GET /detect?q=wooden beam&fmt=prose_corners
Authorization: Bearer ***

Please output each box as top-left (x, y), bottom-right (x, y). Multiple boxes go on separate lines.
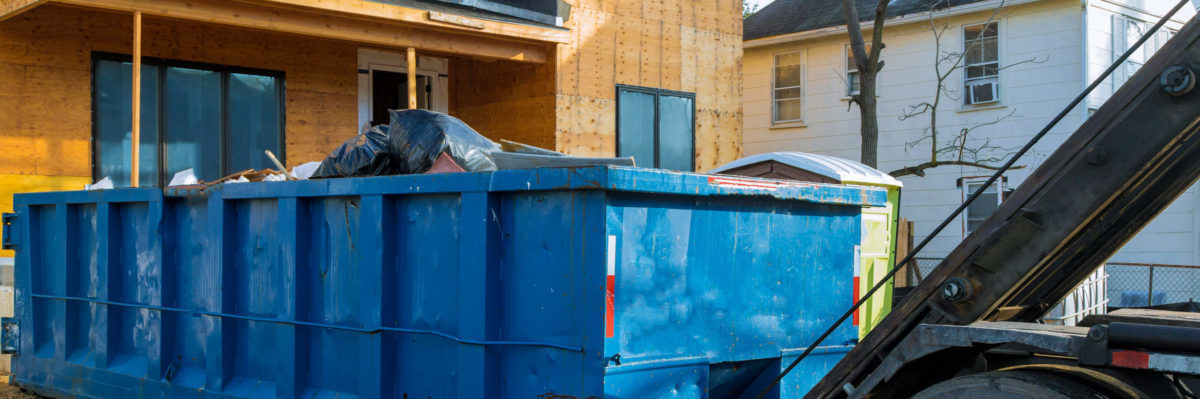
top-left (53, 0), bottom-right (551, 63)
top-left (0, 0), bottom-right (47, 21)
top-left (131, 10), bottom-right (141, 187)
top-left (407, 48), bottom-right (417, 109)
top-left (239, 0), bottom-right (569, 44)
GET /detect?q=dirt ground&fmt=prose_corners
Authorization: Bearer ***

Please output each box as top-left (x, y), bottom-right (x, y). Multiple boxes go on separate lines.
top-left (0, 379), bottom-right (37, 399)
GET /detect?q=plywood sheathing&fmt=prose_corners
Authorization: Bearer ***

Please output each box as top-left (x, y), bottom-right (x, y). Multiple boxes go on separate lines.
top-left (449, 55), bottom-right (557, 150)
top-left (555, 0), bottom-right (743, 171)
top-left (0, 0), bottom-right (44, 21)
top-left (0, 5), bottom-right (357, 177)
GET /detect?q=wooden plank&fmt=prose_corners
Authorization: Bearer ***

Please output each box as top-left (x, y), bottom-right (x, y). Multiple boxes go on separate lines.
top-left (895, 218), bottom-right (914, 287)
top-left (240, 0), bottom-right (569, 44)
top-left (130, 10), bottom-right (141, 187)
top-left (0, 0), bottom-right (45, 21)
top-left (54, 0), bottom-right (551, 63)
top-left (406, 47), bottom-right (416, 109)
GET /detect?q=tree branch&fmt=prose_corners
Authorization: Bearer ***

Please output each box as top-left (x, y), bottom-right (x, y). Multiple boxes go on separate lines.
top-left (889, 161), bottom-right (1026, 178)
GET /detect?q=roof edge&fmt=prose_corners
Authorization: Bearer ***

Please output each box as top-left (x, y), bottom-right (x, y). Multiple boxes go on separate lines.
top-left (745, 0), bottom-right (1041, 47)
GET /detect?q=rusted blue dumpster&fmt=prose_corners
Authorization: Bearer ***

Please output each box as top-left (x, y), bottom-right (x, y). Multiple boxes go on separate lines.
top-left (4, 166), bottom-right (885, 398)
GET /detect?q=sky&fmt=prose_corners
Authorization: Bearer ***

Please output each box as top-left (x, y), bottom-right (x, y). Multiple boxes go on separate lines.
top-left (745, 0), bottom-right (775, 13)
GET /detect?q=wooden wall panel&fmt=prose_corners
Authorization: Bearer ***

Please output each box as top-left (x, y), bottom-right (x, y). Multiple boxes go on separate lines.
top-left (555, 0), bottom-right (743, 171)
top-left (0, 0), bottom-right (42, 21)
top-left (0, 4), bottom-right (357, 179)
top-left (449, 56), bottom-right (557, 149)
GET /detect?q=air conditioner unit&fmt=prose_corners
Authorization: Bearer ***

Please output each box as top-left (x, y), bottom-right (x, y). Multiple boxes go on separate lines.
top-left (966, 81), bottom-right (999, 105)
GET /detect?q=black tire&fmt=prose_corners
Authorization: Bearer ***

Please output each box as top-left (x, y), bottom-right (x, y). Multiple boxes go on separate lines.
top-left (911, 370), bottom-right (1115, 399)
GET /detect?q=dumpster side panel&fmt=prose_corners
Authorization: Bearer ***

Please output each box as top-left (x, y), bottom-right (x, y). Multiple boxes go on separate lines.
top-left (164, 197), bottom-right (216, 389)
top-left (606, 194), bottom-right (859, 364)
top-left (603, 193), bottom-right (860, 396)
top-left (494, 191), bottom-right (606, 398)
top-left (9, 167), bottom-right (876, 399)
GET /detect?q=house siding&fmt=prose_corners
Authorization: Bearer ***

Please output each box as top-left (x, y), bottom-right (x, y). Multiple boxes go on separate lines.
top-left (744, 0), bottom-right (1200, 283)
top-left (1085, 0), bottom-right (1197, 267)
top-left (744, 0), bottom-right (1087, 260)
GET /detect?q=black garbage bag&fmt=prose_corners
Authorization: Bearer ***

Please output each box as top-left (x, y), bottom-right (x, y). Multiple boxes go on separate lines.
top-left (387, 109), bottom-right (499, 173)
top-left (311, 125), bottom-right (394, 178)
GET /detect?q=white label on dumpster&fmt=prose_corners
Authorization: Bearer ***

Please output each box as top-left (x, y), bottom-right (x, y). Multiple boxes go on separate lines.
top-left (606, 235), bottom-right (617, 338)
top-left (607, 235), bottom-right (616, 275)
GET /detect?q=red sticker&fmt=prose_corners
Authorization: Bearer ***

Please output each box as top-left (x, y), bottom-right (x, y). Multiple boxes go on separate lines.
top-left (1112, 350), bottom-right (1150, 369)
top-left (852, 276), bottom-right (860, 326)
top-left (605, 275), bottom-right (615, 338)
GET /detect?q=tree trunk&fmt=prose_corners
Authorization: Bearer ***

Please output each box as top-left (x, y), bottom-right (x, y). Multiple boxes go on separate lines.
top-left (859, 70), bottom-right (879, 167)
top-left (842, 0), bottom-right (886, 168)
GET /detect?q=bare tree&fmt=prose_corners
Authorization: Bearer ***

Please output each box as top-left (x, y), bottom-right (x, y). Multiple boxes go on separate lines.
top-left (842, 0), bottom-right (888, 168)
top-left (888, 1), bottom-right (1045, 177)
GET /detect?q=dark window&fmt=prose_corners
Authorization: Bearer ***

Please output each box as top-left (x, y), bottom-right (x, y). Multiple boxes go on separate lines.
top-left (92, 53), bottom-right (284, 187)
top-left (963, 178), bottom-right (1003, 235)
top-left (616, 85), bottom-right (695, 171)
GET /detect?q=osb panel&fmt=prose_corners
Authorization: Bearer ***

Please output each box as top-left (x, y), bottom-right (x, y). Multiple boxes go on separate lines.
top-left (557, 0), bottom-right (743, 169)
top-left (450, 56), bottom-right (557, 149)
top-left (455, 95), bottom-right (557, 149)
top-left (0, 4), bottom-right (357, 178)
top-left (554, 95), bottom-right (616, 157)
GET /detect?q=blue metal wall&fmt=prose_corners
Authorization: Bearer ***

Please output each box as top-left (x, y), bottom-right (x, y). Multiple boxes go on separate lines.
top-left (8, 166), bottom-right (885, 398)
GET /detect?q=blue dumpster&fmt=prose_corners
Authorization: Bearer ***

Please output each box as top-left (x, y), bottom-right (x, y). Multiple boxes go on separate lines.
top-left (4, 166), bottom-right (885, 398)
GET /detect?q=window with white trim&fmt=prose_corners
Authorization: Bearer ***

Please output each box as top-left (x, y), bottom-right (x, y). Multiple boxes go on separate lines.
top-left (962, 177), bottom-right (1004, 235)
top-left (772, 50), bottom-right (804, 124)
top-left (846, 43), bottom-right (872, 96)
top-left (1112, 14), bottom-right (1173, 91)
top-left (962, 22), bottom-right (999, 106)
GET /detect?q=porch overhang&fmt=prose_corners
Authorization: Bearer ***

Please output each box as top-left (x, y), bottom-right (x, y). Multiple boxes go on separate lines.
top-left (3, 0), bottom-right (567, 63)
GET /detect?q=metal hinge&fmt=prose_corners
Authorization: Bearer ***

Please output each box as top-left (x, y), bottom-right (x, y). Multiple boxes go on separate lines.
top-left (1, 213), bottom-right (15, 250)
top-left (2, 317), bottom-right (18, 354)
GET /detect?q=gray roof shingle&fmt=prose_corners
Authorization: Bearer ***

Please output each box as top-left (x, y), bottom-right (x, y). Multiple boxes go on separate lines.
top-left (744, 0), bottom-right (995, 41)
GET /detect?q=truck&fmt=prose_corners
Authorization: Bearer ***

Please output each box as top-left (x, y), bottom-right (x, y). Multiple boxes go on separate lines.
top-left (801, 0), bottom-right (1200, 397)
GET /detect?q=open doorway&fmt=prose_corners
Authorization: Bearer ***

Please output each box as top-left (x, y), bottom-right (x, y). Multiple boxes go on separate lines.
top-left (357, 48), bottom-right (449, 130)
top-left (369, 69), bottom-right (432, 125)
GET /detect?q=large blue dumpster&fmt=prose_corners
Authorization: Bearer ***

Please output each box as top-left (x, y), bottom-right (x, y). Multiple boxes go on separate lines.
top-left (4, 166), bottom-right (885, 398)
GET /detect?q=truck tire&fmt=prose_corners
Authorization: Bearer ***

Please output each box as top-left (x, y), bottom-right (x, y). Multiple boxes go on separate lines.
top-left (911, 370), bottom-right (1114, 399)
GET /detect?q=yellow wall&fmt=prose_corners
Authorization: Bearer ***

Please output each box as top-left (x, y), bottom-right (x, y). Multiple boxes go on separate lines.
top-left (0, 175), bottom-right (90, 257)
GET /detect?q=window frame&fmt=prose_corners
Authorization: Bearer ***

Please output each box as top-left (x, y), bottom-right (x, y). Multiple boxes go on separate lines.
top-left (960, 21), bottom-right (1002, 107)
top-left (960, 176), bottom-right (1005, 236)
top-left (614, 84), bottom-right (696, 171)
top-left (1123, 16), bottom-right (1149, 74)
top-left (844, 43), bottom-right (872, 97)
top-left (91, 52), bottom-right (287, 187)
top-left (771, 49), bottom-right (806, 125)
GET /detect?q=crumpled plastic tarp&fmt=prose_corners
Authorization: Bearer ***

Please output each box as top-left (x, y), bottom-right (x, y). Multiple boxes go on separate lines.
top-left (311, 110), bottom-right (499, 178)
top-left (311, 125), bottom-right (394, 178)
top-left (386, 109), bottom-right (499, 174)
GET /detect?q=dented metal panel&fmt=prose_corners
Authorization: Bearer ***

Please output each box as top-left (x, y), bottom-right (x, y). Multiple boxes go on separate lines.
top-left (9, 166), bottom-right (881, 398)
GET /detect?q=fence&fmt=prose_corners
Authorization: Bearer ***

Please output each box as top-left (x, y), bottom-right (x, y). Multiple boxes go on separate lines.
top-left (1106, 262), bottom-right (1200, 307)
top-left (900, 258), bottom-right (1200, 322)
